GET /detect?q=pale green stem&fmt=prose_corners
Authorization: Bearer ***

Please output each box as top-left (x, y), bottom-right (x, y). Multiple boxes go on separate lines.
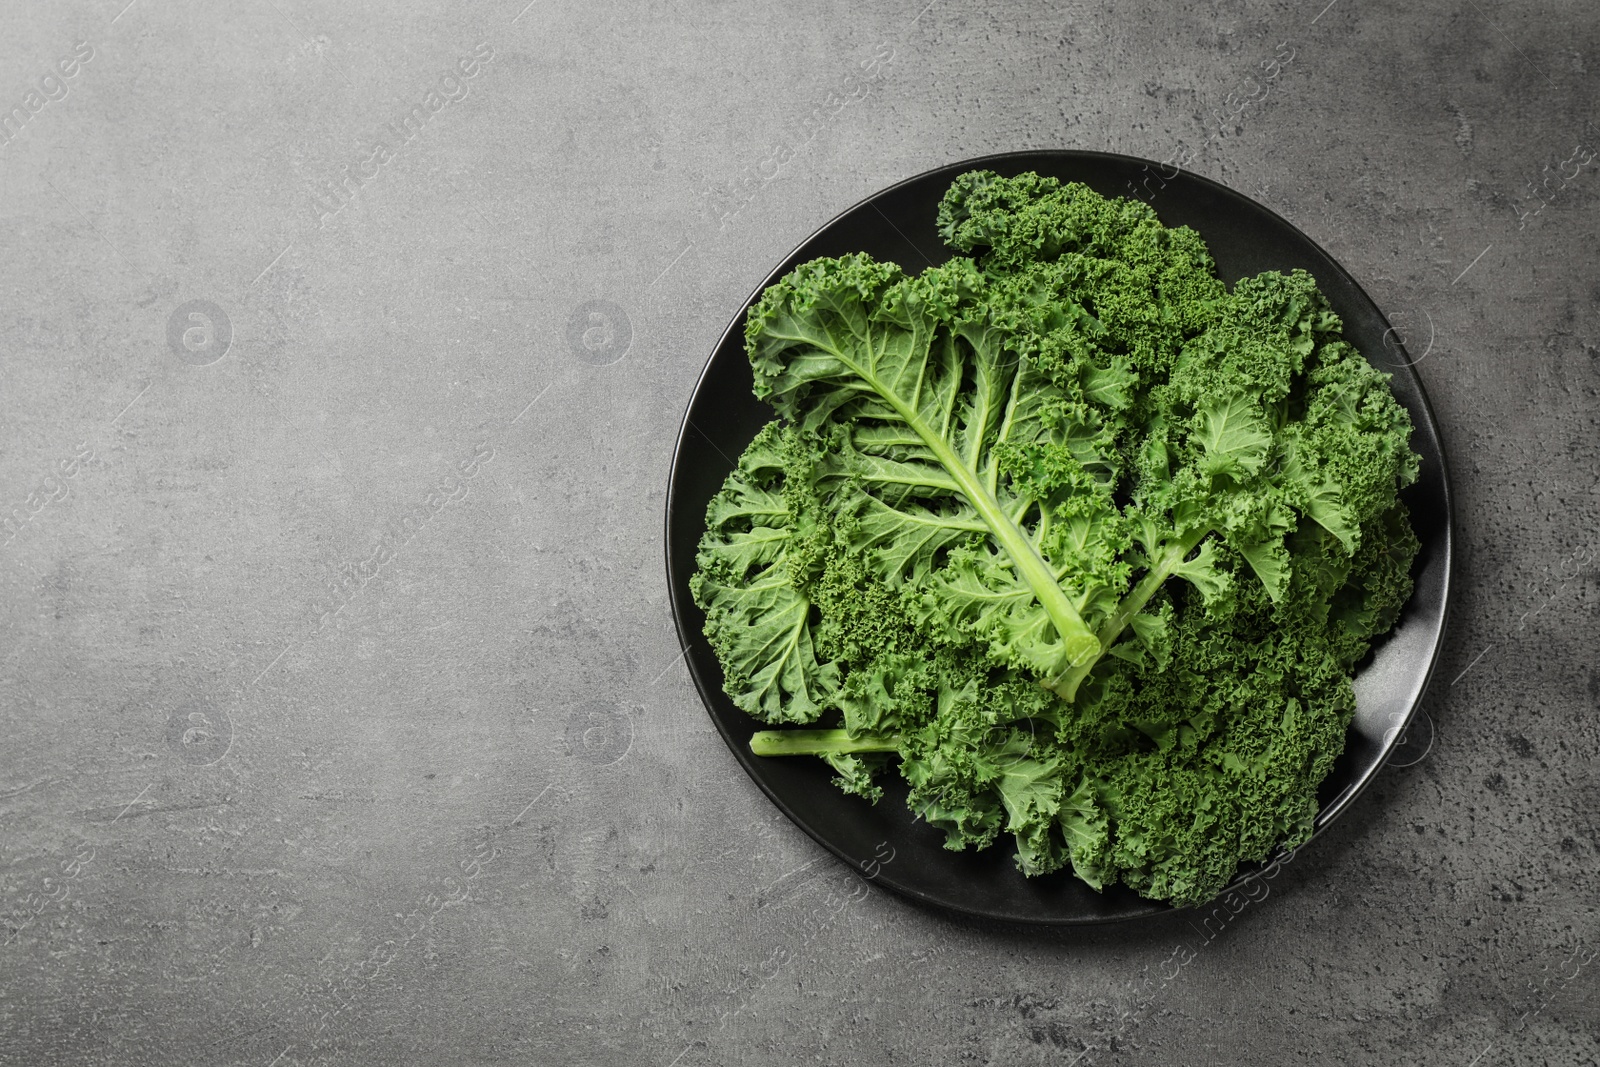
top-left (750, 728), bottom-right (901, 757)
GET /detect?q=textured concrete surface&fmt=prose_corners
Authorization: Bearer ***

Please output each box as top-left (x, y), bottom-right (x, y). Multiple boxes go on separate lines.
top-left (1, 1), bottom-right (1597, 1064)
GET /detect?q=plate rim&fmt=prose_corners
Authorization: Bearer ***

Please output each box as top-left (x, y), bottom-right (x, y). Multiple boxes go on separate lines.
top-left (664, 148), bottom-right (1455, 925)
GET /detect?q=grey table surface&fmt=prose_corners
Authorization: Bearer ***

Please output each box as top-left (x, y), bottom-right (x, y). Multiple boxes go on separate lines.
top-left (2, 1), bottom-right (1597, 1064)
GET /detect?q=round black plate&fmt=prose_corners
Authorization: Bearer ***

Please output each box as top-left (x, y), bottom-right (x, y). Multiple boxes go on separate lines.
top-left (664, 150), bottom-right (1453, 925)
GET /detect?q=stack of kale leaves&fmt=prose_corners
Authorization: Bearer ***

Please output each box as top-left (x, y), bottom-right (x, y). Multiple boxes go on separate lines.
top-left (692, 171), bottom-right (1420, 907)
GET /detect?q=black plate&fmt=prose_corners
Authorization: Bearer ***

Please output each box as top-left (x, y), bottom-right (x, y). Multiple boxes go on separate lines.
top-left (664, 150), bottom-right (1453, 925)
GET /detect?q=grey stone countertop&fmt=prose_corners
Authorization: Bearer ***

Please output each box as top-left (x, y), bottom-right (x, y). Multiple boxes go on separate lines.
top-left (1, 1), bottom-right (1596, 1064)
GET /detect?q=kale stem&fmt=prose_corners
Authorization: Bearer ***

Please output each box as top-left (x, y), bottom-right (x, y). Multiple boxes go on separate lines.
top-left (749, 728), bottom-right (901, 757)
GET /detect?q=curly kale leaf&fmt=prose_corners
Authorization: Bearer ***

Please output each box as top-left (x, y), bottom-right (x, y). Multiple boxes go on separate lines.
top-left (746, 253), bottom-right (1117, 682)
top-left (690, 424), bottom-right (841, 724)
